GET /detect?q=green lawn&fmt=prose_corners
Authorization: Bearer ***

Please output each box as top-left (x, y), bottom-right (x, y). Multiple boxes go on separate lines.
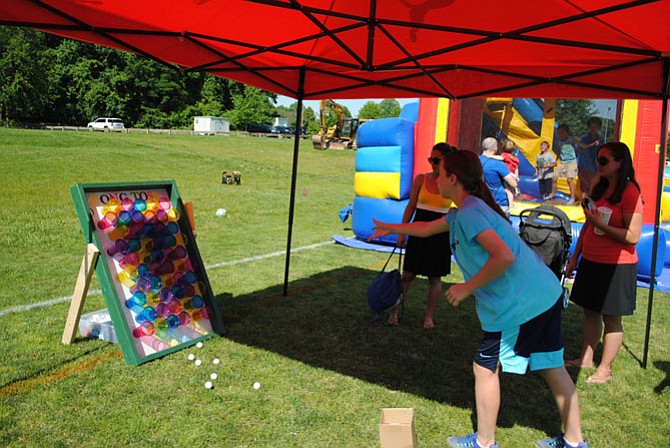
top-left (0, 128), bottom-right (668, 447)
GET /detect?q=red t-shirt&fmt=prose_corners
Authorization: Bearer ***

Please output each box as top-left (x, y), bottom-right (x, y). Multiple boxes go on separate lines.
top-left (501, 153), bottom-right (519, 174)
top-left (582, 182), bottom-right (643, 264)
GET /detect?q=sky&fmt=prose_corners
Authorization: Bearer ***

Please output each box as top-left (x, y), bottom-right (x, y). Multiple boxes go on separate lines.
top-left (276, 96), bottom-right (618, 119)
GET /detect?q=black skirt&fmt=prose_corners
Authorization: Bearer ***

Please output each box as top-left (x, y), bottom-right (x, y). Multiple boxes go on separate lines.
top-left (403, 208), bottom-right (451, 277)
top-left (569, 257), bottom-right (637, 315)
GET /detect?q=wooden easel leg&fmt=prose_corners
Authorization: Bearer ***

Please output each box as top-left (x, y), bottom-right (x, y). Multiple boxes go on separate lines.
top-left (62, 243), bottom-right (100, 344)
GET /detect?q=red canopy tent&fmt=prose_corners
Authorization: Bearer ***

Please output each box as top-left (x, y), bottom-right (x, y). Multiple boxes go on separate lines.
top-left (2, 0), bottom-right (669, 364)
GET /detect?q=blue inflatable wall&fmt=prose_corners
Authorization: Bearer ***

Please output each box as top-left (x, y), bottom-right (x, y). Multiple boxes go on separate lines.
top-left (353, 111), bottom-right (417, 245)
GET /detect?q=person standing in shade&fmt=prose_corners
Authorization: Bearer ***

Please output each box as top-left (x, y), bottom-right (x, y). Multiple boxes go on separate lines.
top-left (388, 142), bottom-right (455, 329)
top-left (479, 137), bottom-right (517, 215)
top-left (565, 142), bottom-right (643, 385)
top-left (370, 150), bottom-right (588, 448)
top-left (574, 117), bottom-right (603, 197)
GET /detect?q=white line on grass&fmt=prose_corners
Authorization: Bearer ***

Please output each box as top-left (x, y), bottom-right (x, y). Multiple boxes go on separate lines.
top-left (0, 239), bottom-right (336, 318)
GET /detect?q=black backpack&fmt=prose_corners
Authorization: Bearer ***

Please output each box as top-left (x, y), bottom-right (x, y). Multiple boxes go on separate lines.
top-left (518, 204), bottom-right (572, 279)
top-left (367, 247), bottom-right (403, 321)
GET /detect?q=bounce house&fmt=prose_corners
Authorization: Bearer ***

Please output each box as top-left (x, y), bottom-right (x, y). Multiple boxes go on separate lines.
top-left (337, 97), bottom-right (669, 288)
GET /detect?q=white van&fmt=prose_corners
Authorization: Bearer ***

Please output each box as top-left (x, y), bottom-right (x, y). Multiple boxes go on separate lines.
top-left (87, 117), bottom-right (125, 132)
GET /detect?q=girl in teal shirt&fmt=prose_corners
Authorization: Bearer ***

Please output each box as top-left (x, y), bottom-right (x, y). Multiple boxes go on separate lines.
top-left (370, 150), bottom-right (587, 448)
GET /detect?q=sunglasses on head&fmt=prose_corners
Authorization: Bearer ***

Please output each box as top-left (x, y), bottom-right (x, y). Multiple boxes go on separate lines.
top-left (597, 156), bottom-right (614, 166)
top-left (428, 157), bottom-right (442, 165)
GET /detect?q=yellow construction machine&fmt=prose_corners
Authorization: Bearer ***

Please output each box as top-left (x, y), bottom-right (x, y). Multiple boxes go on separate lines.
top-left (312, 99), bottom-right (367, 150)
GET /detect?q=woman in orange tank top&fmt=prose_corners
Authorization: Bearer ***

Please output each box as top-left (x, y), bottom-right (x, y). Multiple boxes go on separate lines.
top-left (388, 142), bottom-right (455, 329)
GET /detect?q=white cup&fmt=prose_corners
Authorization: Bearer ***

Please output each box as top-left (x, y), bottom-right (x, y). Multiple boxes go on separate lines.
top-left (594, 206), bottom-right (612, 235)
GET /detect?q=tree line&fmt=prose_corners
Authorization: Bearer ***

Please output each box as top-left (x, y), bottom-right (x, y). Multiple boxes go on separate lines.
top-left (0, 27), bottom-right (405, 131)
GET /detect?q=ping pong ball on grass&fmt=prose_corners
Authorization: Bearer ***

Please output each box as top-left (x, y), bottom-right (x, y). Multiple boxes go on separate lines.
top-left (204, 381), bottom-right (213, 389)
top-left (187, 353), bottom-right (195, 361)
top-left (253, 382), bottom-right (261, 390)
top-left (210, 373), bottom-right (218, 380)
top-left (195, 359), bottom-right (202, 367)
top-left (212, 358), bottom-right (220, 365)
top-left (196, 341), bottom-right (203, 348)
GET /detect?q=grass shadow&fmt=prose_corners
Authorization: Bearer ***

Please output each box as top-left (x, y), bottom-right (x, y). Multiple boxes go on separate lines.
top-left (216, 265), bottom-right (580, 436)
top-left (653, 361), bottom-right (670, 394)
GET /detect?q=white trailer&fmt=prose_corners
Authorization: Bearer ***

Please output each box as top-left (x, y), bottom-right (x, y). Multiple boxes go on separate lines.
top-left (272, 116), bottom-right (289, 127)
top-left (193, 116), bottom-right (230, 135)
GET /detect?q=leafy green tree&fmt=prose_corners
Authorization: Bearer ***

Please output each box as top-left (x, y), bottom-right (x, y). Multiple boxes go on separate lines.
top-left (358, 101), bottom-right (383, 119)
top-left (0, 27), bottom-right (51, 126)
top-left (555, 99), bottom-right (597, 139)
top-left (302, 106), bottom-right (318, 134)
top-left (228, 85), bottom-right (276, 130)
top-left (379, 98), bottom-right (401, 118)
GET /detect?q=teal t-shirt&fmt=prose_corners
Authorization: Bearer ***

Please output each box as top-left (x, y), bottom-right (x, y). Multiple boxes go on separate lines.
top-left (558, 138), bottom-right (577, 162)
top-left (445, 196), bottom-right (561, 332)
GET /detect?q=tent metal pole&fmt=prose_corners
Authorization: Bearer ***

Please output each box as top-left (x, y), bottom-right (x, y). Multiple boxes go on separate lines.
top-left (283, 68), bottom-right (306, 297)
top-left (642, 57), bottom-right (670, 368)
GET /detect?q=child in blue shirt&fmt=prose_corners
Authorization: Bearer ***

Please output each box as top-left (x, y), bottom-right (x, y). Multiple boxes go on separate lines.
top-left (370, 149), bottom-right (588, 448)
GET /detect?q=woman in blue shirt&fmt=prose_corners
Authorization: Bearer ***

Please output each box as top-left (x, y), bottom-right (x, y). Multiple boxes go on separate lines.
top-left (369, 149), bottom-right (588, 448)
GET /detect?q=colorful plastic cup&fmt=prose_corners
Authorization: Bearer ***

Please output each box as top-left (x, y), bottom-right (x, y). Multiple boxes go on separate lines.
top-left (102, 198), bottom-right (121, 216)
top-left (134, 198), bottom-right (147, 212)
top-left (171, 285), bottom-right (184, 299)
top-left (146, 290), bottom-right (160, 306)
top-left (156, 302), bottom-right (168, 317)
top-left (159, 197), bottom-right (172, 211)
top-left (135, 306), bottom-right (157, 324)
top-left (182, 284), bottom-right (195, 297)
top-left (191, 295), bottom-right (205, 309)
top-left (154, 317), bottom-right (168, 332)
top-left (166, 221), bottom-right (179, 235)
top-left (177, 311), bottom-right (191, 326)
top-left (132, 321), bottom-right (155, 338)
top-left (145, 197), bottom-right (159, 212)
top-left (167, 208), bottom-right (180, 222)
top-left (127, 291), bottom-right (147, 308)
top-left (121, 197), bottom-right (135, 213)
top-left (118, 210), bottom-right (132, 226)
top-left (165, 314), bottom-right (180, 329)
top-left (131, 210), bottom-right (145, 225)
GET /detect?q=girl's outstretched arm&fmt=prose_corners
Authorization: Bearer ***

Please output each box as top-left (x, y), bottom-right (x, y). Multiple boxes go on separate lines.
top-left (368, 216), bottom-right (450, 242)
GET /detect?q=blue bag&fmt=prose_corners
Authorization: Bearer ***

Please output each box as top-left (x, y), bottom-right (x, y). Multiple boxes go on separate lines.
top-left (367, 246), bottom-right (403, 319)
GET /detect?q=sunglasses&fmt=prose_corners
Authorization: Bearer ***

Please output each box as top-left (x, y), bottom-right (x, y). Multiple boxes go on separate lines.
top-left (597, 156), bottom-right (614, 166)
top-left (428, 157), bottom-right (442, 165)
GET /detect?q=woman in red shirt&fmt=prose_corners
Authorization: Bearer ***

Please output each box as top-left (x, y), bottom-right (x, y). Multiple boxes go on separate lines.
top-left (565, 142), bottom-right (643, 384)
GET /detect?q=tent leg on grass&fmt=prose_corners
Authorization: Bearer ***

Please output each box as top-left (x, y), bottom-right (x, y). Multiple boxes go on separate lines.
top-left (283, 70), bottom-right (305, 297)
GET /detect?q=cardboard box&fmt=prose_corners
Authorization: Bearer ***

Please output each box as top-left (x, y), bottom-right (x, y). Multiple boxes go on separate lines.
top-left (379, 408), bottom-right (417, 448)
top-left (78, 309), bottom-right (118, 344)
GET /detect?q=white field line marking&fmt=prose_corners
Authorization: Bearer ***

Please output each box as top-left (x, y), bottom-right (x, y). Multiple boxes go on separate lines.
top-left (0, 239), bottom-right (337, 318)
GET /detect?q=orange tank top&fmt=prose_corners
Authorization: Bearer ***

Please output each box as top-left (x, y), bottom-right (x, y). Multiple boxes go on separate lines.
top-left (417, 175), bottom-right (452, 213)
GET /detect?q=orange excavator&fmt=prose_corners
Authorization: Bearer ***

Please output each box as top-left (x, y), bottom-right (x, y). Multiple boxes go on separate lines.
top-left (312, 99), bottom-right (366, 150)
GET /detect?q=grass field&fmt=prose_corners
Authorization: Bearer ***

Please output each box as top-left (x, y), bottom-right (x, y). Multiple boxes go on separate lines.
top-left (0, 128), bottom-right (668, 447)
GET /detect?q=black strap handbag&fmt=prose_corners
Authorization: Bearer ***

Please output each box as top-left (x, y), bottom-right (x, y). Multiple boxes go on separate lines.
top-left (367, 246), bottom-right (403, 320)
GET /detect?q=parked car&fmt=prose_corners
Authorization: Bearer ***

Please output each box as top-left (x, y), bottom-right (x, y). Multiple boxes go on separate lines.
top-left (286, 126), bottom-right (307, 136)
top-left (271, 125), bottom-right (291, 134)
top-left (247, 123), bottom-right (272, 133)
top-left (87, 117), bottom-right (125, 132)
